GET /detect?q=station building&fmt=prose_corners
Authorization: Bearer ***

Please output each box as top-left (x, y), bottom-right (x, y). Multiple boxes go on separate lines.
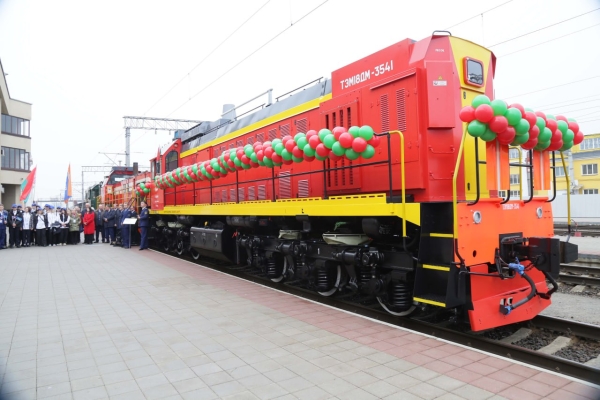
top-left (0, 58), bottom-right (32, 206)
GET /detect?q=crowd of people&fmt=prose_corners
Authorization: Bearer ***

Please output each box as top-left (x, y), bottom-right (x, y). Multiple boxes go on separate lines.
top-left (0, 201), bottom-right (150, 250)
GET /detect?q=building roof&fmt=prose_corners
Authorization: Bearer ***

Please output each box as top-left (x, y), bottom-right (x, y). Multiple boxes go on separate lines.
top-left (0, 58), bottom-right (32, 119)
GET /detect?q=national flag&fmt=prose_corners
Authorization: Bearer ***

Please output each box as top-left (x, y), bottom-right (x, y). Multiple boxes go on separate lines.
top-left (19, 166), bottom-right (37, 201)
top-left (64, 164), bottom-right (72, 202)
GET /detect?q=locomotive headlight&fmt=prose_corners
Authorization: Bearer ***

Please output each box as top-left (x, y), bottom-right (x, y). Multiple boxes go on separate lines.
top-left (473, 211), bottom-right (482, 224)
top-left (536, 207), bottom-right (543, 219)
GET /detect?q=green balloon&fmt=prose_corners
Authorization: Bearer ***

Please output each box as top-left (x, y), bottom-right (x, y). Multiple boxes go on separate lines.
top-left (525, 107), bottom-right (534, 112)
top-left (490, 99), bottom-right (508, 116)
top-left (505, 108), bottom-right (522, 126)
top-left (273, 161), bottom-right (283, 167)
top-left (257, 159), bottom-right (265, 166)
top-left (294, 133), bottom-right (306, 142)
top-left (567, 118), bottom-right (577, 122)
top-left (183, 171), bottom-right (192, 182)
top-left (292, 155), bottom-right (303, 163)
top-left (296, 137), bottom-right (308, 149)
top-left (263, 158), bottom-right (274, 168)
top-left (332, 141), bottom-right (345, 156)
top-left (348, 126), bottom-right (360, 138)
top-left (271, 138), bottom-right (282, 146)
top-left (472, 95), bottom-right (491, 108)
top-left (480, 129), bottom-right (497, 142)
top-left (358, 125), bottom-right (375, 140)
top-left (362, 145), bottom-right (375, 159)
top-left (511, 133), bottom-right (529, 145)
top-left (560, 141), bottom-right (574, 152)
top-left (345, 148), bottom-right (360, 160)
top-left (535, 117), bottom-right (546, 131)
top-left (250, 153), bottom-right (258, 163)
top-left (245, 147), bottom-right (253, 157)
top-left (318, 129), bottom-right (332, 141)
top-left (515, 119), bottom-right (530, 135)
top-left (538, 127), bottom-right (552, 142)
top-left (557, 120), bottom-right (568, 134)
top-left (233, 158), bottom-right (242, 167)
top-left (192, 164), bottom-right (198, 175)
top-left (315, 154), bottom-right (328, 161)
top-left (546, 114), bottom-right (556, 120)
top-left (563, 128), bottom-right (574, 143)
top-left (242, 163), bottom-right (251, 170)
top-left (323, 134), bottom-right (336, 149)
top-left (140, 182), bottom-right (146, 190)
top-left (274, 143), bottom-right (285, 156)
top-left (534, 141), bottom-right (551, 151)
top-left (281, 149), bottom-right (292, 161)
top-left (467, 120), bottom-right (487, 137)
top-left (303, 144), bottom-right (316, 157)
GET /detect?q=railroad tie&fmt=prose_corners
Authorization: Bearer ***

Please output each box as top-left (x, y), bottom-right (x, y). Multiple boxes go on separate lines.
top-left (584, 355), bottom-right (600, 368)
top-left (500, 328), bottom-right (532, 344)
top-left (538, 336), bottom-right (571, 355)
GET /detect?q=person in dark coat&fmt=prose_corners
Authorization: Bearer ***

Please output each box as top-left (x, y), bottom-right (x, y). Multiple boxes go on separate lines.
top-left (7, 204), bottom-right (23, 248)
top-left (113, 204), bottom-right (123, 246)
top-left (103, 205), bottom-right (116, 244)
top-left (0, 203), bottom-right (7, 249)
top-left (33, 209), bottom-right (48, 247)
top-left (138, 201), bottom-right (150, 250)
top-left (94, 204), bottom-right (105, 243)
top-left (120, 206), bottom-right (132, 248)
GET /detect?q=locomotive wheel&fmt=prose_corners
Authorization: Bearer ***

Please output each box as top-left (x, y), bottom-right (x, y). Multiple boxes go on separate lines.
top-left (175, 239), bottom-right (184, 256)
top-left (270, 258), bottom-right (288, 283)
top-left (162, 239), bottom-right (170, 252)
top-left (376, 297), bottom-right (417, 317)
top-left (190, 248), bottom-right (200, 260)
top-left (317, 265), bottom-right (343, 297)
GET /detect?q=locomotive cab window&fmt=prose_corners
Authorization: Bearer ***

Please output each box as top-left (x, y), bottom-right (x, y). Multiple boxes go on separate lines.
top-left (165, 150), bottom-right (178, 172)
top-left (463, 57), bottom-right (484, 87)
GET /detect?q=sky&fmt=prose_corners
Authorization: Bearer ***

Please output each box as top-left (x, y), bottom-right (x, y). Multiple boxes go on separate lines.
top-left (1, 0), bottom-right (599, 199)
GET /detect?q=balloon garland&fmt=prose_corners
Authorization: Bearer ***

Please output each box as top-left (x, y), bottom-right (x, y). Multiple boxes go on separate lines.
top-left (153, 125), bottom-right (381, 190)
top-left (460, 95), bottom-right (583, 152)
top-left (135, 181), bottom-right (154, 197)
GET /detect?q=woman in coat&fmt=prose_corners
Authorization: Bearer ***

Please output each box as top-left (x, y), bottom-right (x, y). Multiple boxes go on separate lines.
top-left (82, 205), bottom-right (96, 244)
top-left (69, 210), bottom-right (81, 245)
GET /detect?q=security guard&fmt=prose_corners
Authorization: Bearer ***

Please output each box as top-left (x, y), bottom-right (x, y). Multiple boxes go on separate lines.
top-left (7, 204), bottom-right (23, 248)
top-left (0, 203), bottom-right (7, 249)
top-left (138, 201), bottom-right (149, 250)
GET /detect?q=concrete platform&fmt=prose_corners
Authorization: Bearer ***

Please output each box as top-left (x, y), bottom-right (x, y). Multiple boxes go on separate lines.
top-left (0, 245), bottom-right (599, 400)
top-left (553, 235), bottom-right (600, 258)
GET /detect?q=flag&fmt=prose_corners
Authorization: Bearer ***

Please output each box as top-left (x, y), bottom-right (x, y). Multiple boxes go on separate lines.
top-left (64, 164), bottom-right (72, 202)
top-left (19, 166), bottom-right (37, 201)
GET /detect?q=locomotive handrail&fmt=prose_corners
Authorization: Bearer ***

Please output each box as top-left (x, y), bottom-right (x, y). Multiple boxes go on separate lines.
top-left (559, 151), bottom-right (573, 238)
top-left (547, 152), bottom-right (557, 202)
top-left (388, 130), bottom-right (407, 238)
top-left (452, 128), bottom-right (468, 241)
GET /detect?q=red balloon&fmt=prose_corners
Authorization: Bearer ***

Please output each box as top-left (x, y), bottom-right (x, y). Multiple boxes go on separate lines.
top-left (528, 125), bottom-right (540, 140)
top-left (264, 146), bottom-right (274, 158)
top-left (308, 135), bottom-right (321, 149)
top-left (227, 160), bottom-right (235, 168)
top-left (328, 152), bottom-right (342, 161)
top-left (316, 143), bottom-right (329, 157)
top-left (219, 172), bottom-right (227, 178)
top-left (459, 106), bottom-right (476, 123)
top-left (223, 152), bottom-right (230, 161)
top-left (236, 165), bottom-right (244, 171)
top-left (282, 159), bottom-right (294, 165)
top-left (285, 140), bottom-right (295, 152)
top-left (339, 132), bottom-right (354, 148)
top-left (254, 144), bottom-right (263, 153)
top-left (573, 130), bottom-right (584, 145)
top-left (521, 138), bottom-right (538, 150)
top-left (240, 155), bottom-right (250, 164)
top-left (352, 137), bottom-right (368, 153)
top-left (556, 115), bottom-right (568, 122)
top-left (250, 161), bottom-right (259, 168)
top-left (551, 129), bottom-right (562, 142)
top-left (292, 146), bottom-right (303, 158)
top-left (236, 149), bottom-right (245, 159)
top-left (547, 140), bottom-right (563, 152)
top-left (187, 166), bottom-right (194, 176)
top-left (497, 128), bottom-right (515, 145)
top-left (263, 141), bottom-right (272, 147)
top-left (509, 103), bottom-right (525, 118)
top-left (217, 158), bottom-right (226, 170)
top-left (524, 112), bottom-right (537, 128)
top-left (332, 126), bottom-right (346, 139)
top-left (534, 111), bottom-right (547, 121)
top-left (489, 116), bottom-right (509, 134)
top-left (256, 150), bottom-right (264, 161)
top-left (546, 119), bottom-right (558, 132)
top-left (282, 135), bottom-right (293, 144)
top-left (306, 130), bottom-right (318, 139)
top-left (271, 154), bottom-right (283, 163)
top-left (568, 121), bottom-right (580, 135)
top-left (474, 104), bottom-right (494, 123)
top-left (304, 155), bottom-right (315, 162)
top-left (368, 135), bottom-right (381, 148)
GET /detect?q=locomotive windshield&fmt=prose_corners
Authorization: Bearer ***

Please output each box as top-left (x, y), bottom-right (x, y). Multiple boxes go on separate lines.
top-left (465, 58), bottom-right (483, 86)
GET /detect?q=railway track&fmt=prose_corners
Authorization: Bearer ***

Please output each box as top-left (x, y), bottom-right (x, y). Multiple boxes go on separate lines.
top-left (153, 247), bottom-right (600, 385)
top-left (554, 228), bottom-right (600, 237)
top-left (559, 262), bottom-right (600, 287)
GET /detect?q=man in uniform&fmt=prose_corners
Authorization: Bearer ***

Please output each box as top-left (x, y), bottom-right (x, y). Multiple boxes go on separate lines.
top-left (120, 205), bottom-right (132, 248)
top-left (7, 204), bottom-right (23, 248)
top-left (95, 204), bottom-right (105, 243)
top-left (113, 204), bottom-right (123, 246)
top-left (0, 204), bottom-right (7, 249)
top-left (104, 205), bottom-right (116, 244)
top-left (138, 201), bottom-right (150, 250)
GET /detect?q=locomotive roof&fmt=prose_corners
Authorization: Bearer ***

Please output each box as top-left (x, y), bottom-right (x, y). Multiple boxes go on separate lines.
top-left (180, 79), bottom-right (332, 153)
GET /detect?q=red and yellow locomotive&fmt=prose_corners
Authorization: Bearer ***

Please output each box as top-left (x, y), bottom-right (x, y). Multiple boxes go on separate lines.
top-left (111, 33), bottom-right (579, 331)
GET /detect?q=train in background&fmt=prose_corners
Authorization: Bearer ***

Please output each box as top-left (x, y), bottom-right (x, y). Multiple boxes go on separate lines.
top-left (94, 32), bottom-right (579, 332)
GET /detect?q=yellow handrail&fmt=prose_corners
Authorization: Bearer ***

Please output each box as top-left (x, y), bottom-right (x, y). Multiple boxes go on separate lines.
top-left (389, 130), bottom-right (407, 237)
top-left (560, 151), bottom-right (572, 234)
top-left (452, 128), bottom-right (469, 240)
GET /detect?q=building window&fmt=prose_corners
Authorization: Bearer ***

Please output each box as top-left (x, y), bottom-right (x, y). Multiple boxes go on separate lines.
top-left (509, 148), bottom-right (520, 159)
top-left (580, 137), bottom-right (600, 151)
top-left (510, 174), bottom-right (520, 185)
top-left (582, 164), bottom-right (598, 176)
top-left (510, 190), bottom-right (520, 197)
top-left (583, 189), bottom-right (599, 195)
top-left (1, 114), bottom-right (30, 137)
top-left (555, 166), bottom-right (565, 177)
top-left (1, 146), bottom-right (31, 171)
top-left (498, 190), bottom-right (507, 198)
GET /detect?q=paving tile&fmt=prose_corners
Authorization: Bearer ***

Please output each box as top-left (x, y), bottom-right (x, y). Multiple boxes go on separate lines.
top-left (37, 371), bottom-right (70, 387)
top-left (105, 379), bottom-right (141, 397)
top-left (70, 375), bottom-right (103, 391)
top-left (293, 385), bottom-right (331, 400)
top-left (101, 369), bottom-right (134, 385)
top-left (37, 381), bottom-right (72, 398)
top-left (110, 389), bottom-right (147, 400)
top-left (1, 377), bottom-right (37, 396)
top-left (136, 372), bottom-right (169, 390)
top-left (181, 387), bottom-right (219, 400)
top-left (452, 384), bottom-right (496, 400)
top-left (142, 382), bottom-right (179, 399)
top-left (72, 385), bottom-right (108, 400)
top-left (362, 380), bottom-right (400, 398)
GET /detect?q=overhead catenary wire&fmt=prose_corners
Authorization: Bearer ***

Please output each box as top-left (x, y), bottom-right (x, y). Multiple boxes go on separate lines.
top-left (142, 0), bottom-right (272, 116)
top-left (488, 7), bottom-right (600, 47)
top-left (444, 0), bottom-right (513, 30)
top-left (532, 94), bottom-right (600, 110)
top-left (503, 76), bottom-right (600, 99)
top-left (167, 0), bottom-right (330, 118)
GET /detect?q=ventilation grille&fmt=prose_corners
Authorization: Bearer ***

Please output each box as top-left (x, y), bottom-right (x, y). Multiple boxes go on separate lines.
top-left (229, 189), bottom-right (236, 203)
top-left (258, 185), bottom-right (266, 200)
top-left (220, 146), bottom-right (226, 153)
top-left (280, 124), bottom-right (290, 137)
top-left (296, 118), bottom-right (308, 133)
top-left (347, 107), bottom-right (352, 127)
top-left (268, 129), bottom-right (277, 141)
top-left (279, 171), bottom-right (291, 199)
top-left (238, 187), bottom-right (245, 202)
top-left (221, 190), bottom-right (227, 202)
top-left (339, 110), bottom-right (344, 128)
top-left (396, 89), bottom-right (407, 132)
top-left (298, 180), bottom-right (309, 198)
top-left (248, 186), bottom-right (256, 201)
top-left (214, 191), bottom-right (221, 203)
top-left (256, 132), bottom-right (264, 143)
top-left (229, 143), bottom-right (235, 149)
top-left (380, 94), bottom-right (389, 132)
top-left (236, 140), bottom-right (243, 148)
top-left (247, 136), bottom-right (254, 145)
